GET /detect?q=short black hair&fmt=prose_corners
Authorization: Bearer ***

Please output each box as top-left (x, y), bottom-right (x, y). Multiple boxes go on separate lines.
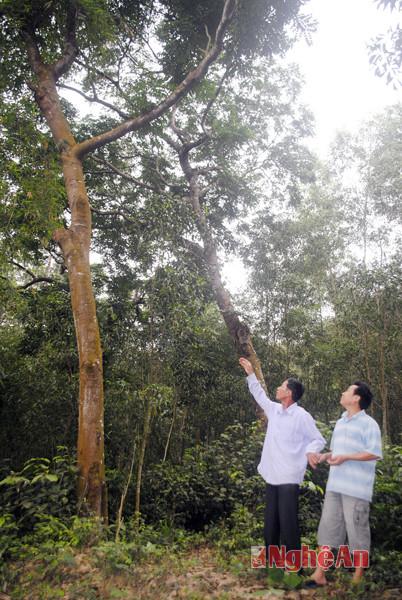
top-left (353, 381), bottom-right (373, 410)
top-left (286, 378), bottom-right (305, 402)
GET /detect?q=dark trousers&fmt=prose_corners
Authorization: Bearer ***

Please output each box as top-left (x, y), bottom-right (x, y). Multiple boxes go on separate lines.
top-left (264, 483), bottom-right (301, 555)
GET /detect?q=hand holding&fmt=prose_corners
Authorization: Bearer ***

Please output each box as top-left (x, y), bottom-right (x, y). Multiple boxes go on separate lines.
top-left (327, 454), bottom-right (348, 466)
top-left (317, 452), bottom-right (332, 464)
top-left (307, 452), bottom-right (320, 469)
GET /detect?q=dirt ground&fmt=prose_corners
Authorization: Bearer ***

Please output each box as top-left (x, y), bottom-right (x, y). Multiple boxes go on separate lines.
top-left (1, 546), bottom-right (401, 599)
top-left (124, 547), bottom-right (400, 600)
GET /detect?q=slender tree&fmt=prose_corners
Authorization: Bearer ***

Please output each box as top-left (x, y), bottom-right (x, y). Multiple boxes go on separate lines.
top-left (84, 57), bottom-right (316, 420)
top-left (0, 0), bottom-right (311, 515)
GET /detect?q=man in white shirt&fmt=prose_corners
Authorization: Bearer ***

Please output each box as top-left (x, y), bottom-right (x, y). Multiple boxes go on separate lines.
top-left (239, 358), bottom-right (326, 564)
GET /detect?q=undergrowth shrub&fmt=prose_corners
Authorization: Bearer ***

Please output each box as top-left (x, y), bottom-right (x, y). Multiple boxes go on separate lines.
top-left (140, 422), bottom-right (265, 530)
top-left (371, 443), bottom-right (402, 551)
top-left (0, 423), bottom-right (400, 592)
top-left (0, 447), bottom-right (78, 532)
top-left (0, 446), bottom-right (78, 572)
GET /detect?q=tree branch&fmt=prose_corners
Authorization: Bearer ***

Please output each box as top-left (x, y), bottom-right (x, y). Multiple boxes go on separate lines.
top-left (58, 83), bottom-right (131, 119)
top-left (90, 206), bottom-right (136, 224)
top-left (20, 26), bottom-right (44, 86)
top-left (170, 105), bottom-right (190, 144)
top-left (75, 58), bottom-right (124, 93)
top-left (162, 133), bottom-right (182, 153)
top-left (152, 157), bottom-right (181, 190)
top-left (52, 2), bottom-right (78, 81)
top-left (7, 259), bottom-right (55, 289)
top-left (74, 0), bottom-right (238, 158)
top-left (201, 68), bottom-right (230, 134)
top-left (19, 277), bottom-right (55, 290)
top-left (184, 133), bottom-right (210, 152)
top-left (88, 155), bottom-right (168, 195)
top-left (9, 259), bottom-right (36, 280)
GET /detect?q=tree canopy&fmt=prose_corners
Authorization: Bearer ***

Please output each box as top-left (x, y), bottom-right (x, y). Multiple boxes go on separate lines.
top-left (0, 0), bottom-right (400, 539)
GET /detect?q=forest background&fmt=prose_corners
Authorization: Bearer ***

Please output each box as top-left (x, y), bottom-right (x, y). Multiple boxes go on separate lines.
top-left (0, 0), bottom-right (401, 598)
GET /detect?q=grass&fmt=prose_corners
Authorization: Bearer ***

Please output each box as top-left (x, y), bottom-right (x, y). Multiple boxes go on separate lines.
top-left (1, 538), bottom-right (401, 600)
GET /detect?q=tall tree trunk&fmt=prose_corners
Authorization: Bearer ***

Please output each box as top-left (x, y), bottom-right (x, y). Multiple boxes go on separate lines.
top-left (163, 396), bottom-right (178, 462)
top-left (173, 134), bottom-right (268, 423)
top-left (54, 165), bottom-right (107, 517)
top-left (22, 49), bottom-right (108, 516)
top-left (135, 399), bottom-right (153, 530)
top-left (19, 0), bottom-right (239, 517)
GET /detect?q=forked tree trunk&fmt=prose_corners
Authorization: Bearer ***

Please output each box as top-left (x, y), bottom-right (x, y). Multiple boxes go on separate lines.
top-left (30, 68), bottom-right (108, 518)
top-left (20, 0), bottom-right (238, 517)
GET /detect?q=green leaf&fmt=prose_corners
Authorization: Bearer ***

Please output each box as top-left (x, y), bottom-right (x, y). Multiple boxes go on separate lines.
top-left (267, 566), bottom-right (284, 585)
top-left (0, 476), bottom-right (29, 485)
top-left (283, 570), bottom-right (301, 588)
top-left (31, 474), bottom-right (44, 484)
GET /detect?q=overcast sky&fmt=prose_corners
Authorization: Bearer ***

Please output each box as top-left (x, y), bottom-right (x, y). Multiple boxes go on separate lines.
top-left (224, 0), bottom-right (401, 291)
top-left (288, 0), bottom-right (402, 155)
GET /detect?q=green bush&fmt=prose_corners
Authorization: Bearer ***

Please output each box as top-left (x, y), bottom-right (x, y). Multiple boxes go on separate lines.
top-left (371, 443), bottom-right (402, 552)
top-left (0, 447), bottom-right (78, 535)
top-left (139, 422), bottom-right (265, 529)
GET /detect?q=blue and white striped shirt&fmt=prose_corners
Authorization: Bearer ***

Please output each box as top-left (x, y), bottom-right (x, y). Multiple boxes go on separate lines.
top-left (326, 410), bottom-right (382, 501)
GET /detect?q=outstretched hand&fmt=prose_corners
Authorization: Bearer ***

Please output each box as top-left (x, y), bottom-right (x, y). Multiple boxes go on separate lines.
top-left (317, 452), bottom-right (332, 464)
top-left (239, 357), bottom-right (254, 375)
top-left (327, 454), bottom-right (348, 465)
top-left (307, 452), bottom-right (332, 469)
top-left (306, 452), bottom-right (320, 469)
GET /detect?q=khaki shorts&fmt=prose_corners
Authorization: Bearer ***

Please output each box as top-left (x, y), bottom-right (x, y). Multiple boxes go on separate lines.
top-left (317, 491), bottom-right (371, 553)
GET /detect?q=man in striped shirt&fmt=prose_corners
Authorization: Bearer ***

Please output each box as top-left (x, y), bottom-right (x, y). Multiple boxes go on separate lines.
top-left (306, 381), bottom-right (382, 587)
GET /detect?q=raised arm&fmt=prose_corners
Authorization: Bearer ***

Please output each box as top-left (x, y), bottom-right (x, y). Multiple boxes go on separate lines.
top-left (239, 357), bottom-right (254, 375)
top-left (239, 358), bottom-right (273, 417)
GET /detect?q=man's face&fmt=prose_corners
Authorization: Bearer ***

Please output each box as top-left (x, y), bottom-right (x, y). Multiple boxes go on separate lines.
top-left (276, 380), bottom-right (292, 405)
top-left (340, 384), bottom-right (359, 409)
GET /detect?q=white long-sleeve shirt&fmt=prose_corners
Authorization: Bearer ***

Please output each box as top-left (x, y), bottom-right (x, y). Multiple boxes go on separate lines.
top-left (247, 374), bottom-right (326, 485)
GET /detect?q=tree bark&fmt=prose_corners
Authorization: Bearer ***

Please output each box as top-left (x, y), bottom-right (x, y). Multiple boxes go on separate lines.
top-left (18, 0), bottom-right (240, 517)
top-left (173, 135), bottom-right (268, 424)
top-left (204, 245), bottom-right (268, 424)
top-left (32, 68), bottom-right (108, 518)
top-left (135, 398), bottom-right (153, 531)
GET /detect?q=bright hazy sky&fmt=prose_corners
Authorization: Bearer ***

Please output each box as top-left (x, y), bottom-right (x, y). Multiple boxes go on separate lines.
top-left (289, 0), bottom-right (402, 154)
top-left (224, 0), bottom-right (401, 291)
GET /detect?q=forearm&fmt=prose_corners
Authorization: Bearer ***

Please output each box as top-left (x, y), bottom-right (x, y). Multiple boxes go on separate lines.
top-left (247, 374), bottom-right (272, 413)
top-left (328, 451), bottom-right (380, 465)
top-left (342, 451), bottom-right (380, 461)
top-left (305, 437), bottom-right (326, 455)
